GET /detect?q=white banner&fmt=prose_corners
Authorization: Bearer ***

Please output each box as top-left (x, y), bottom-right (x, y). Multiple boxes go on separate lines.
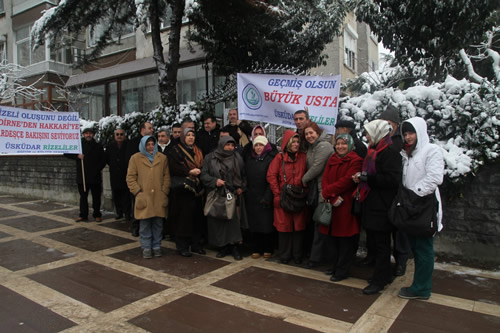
top-left (237, 73), bottom-right (341, 134)
top-left (0, 106), bottom-right (82, 155)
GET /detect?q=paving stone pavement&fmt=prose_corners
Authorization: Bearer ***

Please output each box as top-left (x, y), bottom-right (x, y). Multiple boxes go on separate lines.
top-left (0, 195), bottom-right (499, 332)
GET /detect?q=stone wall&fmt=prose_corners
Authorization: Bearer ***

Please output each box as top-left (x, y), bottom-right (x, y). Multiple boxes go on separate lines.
top-left (436, 160), bottom-right (500, 266)
top-left (1, 156), bottom-right (499, 264)
top-left (0, 155), bottom-right (113, 210)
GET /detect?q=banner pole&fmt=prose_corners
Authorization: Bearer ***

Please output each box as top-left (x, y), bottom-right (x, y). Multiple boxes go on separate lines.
top-left (81, 158), bottom-right (86, 192)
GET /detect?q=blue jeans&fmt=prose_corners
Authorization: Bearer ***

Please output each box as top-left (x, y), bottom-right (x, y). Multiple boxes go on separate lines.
top-left (139, 217), bottom-right (163, 250)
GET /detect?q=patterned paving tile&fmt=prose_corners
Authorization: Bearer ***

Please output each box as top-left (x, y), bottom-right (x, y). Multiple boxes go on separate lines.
top-left (98, 220), bottom-right (132, 233)
top-left (0, 285), bottom-right (76, 332)
top-left (433, 269), bottom-right (500, 305)
top-left (0, 215), bottom-right (69, 232)
top-left (110, 247), bottom-right (230, 280)
top-left (0, 197), bottom-right (35, 204)
top-left (44, 227), bottom-right (134, 252)
top-left (50, 209), bottom-right (115, 221)
top-left (129, 293), bottom-right (320, 333)
top-left (14, 201), bottom-right (69, 212)
top-left (49, 208), bottom-right (80, 219)
top-left (213, 266), bottom-right (377, 323)
top-left (28, 260), bottom-right (168, 313)
top-left (0, 239), bottom-right (68, 271)
top-left (0, 207), bottom-right (23, 218)
top-left (388, 300), bottom-right (500, 332)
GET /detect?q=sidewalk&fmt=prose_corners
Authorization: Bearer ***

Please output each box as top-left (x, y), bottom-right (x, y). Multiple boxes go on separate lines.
top-left (0, 195), bottom-right (499, 332)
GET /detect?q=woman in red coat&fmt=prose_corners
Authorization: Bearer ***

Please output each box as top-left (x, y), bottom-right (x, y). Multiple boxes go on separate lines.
top-left (321, 134), bottom-right (363, 281)
top-left (267, 130), bottom-right (308, 264)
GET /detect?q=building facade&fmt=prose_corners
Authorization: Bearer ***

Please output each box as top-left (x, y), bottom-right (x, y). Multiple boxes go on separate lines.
top-left (1, 1), bottom-right (378, 120)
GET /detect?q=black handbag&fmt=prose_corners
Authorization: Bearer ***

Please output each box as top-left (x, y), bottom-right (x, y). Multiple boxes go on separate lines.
top-left (279, 154), bottom-right (307, 214)
top-left (306, 180), bottom-right (318, 207)
top-left (388, 184), bottom-right (438, 237)
top-left (351, 187), bottom-right (362, 217)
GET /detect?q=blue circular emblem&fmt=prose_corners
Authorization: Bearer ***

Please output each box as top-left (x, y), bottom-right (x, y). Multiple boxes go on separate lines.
top-left (242, 84), bottom-right (262, 110)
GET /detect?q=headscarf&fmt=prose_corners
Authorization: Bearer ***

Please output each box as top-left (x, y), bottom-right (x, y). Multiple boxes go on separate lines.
top-left (214, 136), bottom-right (243, 190)
top-left (335, 134), bottom-right (354, 157)
top-left (139, 135), bottom-right (158, 163)
top-left (251, 125), bottom-right (266, 141)
top-left (181, 127), bottom-right (196, 147)
top-left (176, 127), bottom-right (203, 169)
top-left (364, 120), bottom-right (392, 147)
top-left (358, 120), bottom-right (393, 202)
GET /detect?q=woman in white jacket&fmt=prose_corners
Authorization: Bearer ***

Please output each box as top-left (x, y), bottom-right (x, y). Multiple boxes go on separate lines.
top-left (398, 117), bottom-right (444, 300)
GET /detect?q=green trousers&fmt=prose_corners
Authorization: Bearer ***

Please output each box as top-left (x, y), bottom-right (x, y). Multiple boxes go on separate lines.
top-left (408, 234), bottom-right (434, 297)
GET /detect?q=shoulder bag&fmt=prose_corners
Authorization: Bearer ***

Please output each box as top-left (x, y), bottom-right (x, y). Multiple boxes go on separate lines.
top-left (279, 153), bottom-right (307, 214)
top-left (388, 184), bottom-right (438, 237)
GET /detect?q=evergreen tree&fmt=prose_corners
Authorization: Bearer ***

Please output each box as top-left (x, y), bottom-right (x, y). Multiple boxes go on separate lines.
top-left (187, 0), bottom-right (351, 77)
top-left (355, 0), bottom-right (498, 82)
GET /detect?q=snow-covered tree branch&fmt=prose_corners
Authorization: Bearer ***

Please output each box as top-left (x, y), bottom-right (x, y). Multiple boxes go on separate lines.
top-left (0, 61), bottom-right (43, 104)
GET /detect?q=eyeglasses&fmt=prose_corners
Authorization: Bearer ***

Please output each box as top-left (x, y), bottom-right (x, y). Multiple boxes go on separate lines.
top-left (115, 133), bottom-right (125, 136)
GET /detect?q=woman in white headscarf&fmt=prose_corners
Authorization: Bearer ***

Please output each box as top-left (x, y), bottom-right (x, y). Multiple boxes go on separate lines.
top-left (353, 120), bottom-right (402, 295)
top-left (397, 117), bottom-right (444, 300)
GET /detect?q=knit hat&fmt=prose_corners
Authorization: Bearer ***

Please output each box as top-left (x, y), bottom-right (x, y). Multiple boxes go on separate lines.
top-left (253, 136), bottom-right (268, 147)
top-left (82, 127), bottom-right (94, 134)
top-left (380, 105), bottom-right (401, 124)
top-left (335, 120), bottom-right (356, 129)
top-left (402, 121), bottom-right (416, 134)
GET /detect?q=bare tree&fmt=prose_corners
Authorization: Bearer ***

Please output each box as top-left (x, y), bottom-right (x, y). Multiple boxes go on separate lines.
top-left (0, 61), bottom-right (43, 105)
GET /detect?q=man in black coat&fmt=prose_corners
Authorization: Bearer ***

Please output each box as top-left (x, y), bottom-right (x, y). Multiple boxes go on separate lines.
top-left (105, 128), bottom-right (130, 220)
top-left (65, 128), bottom-right (105, 222)
top-left (196, 115), bottom-right (220, 156)
top-left (221, 108), bottom-right (252, 147)
top-left (157, 127), bottom-right (173, 155)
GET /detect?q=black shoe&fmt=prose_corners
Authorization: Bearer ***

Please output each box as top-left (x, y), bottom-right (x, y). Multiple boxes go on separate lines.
top-left (325, 268), bottom-right (335, 276)
top-left (192, 248), bottom-right (206, 255)
top-left (280, 258), bottom-right (290, 264)
top-left (394, 265), bottom-right (406, 276)
top-left (330, 275), bottom-right (347, 282)
top-left (360, 256), bottom-right (376, 266)
top-left (131, 229), bottom-right (139, 237)
top-left (177, 250), bottom-right (192, 257)
top-left (216, 246), bottom-right (229, 258)
top-left (232, 245), bottom-right (242, 260)
top-left (362, 284), bottom-right (384, 295)
top-left (115, 214), bottom-right (123, 220)
top-left (294, 258), bottom-right (302, 265)
top-left (307, 261), bottom-right (317, 269)
top-left (398, 287), bottom-right (430, 300)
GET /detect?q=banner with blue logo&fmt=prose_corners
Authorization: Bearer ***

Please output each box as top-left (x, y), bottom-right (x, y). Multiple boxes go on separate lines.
top-left (237, 73), bottom-right (341, 134)
top-left (0, 106), bottom-right (82, 155)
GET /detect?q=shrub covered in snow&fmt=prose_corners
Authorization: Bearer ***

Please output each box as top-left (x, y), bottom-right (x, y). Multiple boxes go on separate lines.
top-left (79, 103), bottom-right (202, 145)
top-left (339, 75), bottom-right (499, 182)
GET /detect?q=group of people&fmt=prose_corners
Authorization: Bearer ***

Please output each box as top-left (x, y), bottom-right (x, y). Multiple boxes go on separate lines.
top-left (68, 106), bottom-right (444, 300)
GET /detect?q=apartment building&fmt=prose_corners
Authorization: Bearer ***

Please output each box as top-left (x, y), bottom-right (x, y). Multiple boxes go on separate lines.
top-left (0, 1), bottom-right (378, 120)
